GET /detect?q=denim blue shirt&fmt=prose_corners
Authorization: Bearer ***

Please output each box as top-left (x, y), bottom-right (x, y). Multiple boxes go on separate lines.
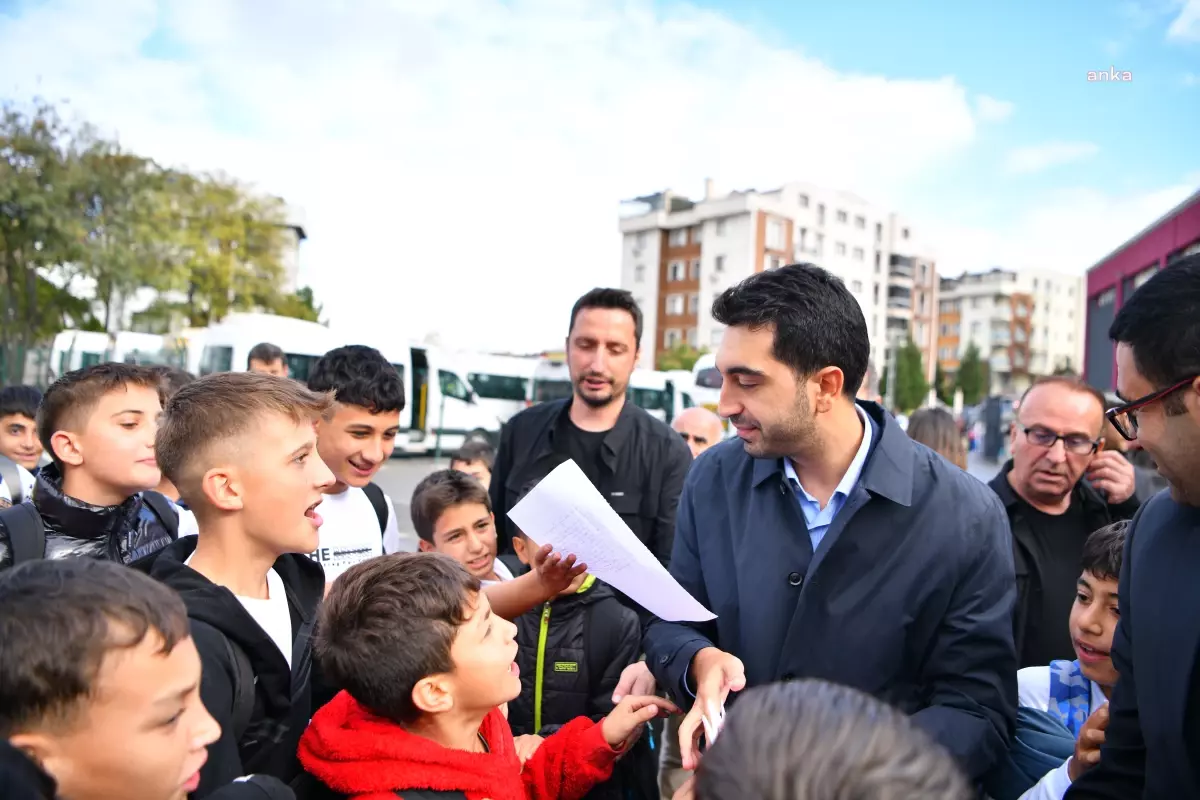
top-left (782, 404), bottom-right (874, 553)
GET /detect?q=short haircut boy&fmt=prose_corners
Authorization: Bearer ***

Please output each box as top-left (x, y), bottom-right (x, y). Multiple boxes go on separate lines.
top-left (696, 680), bottom-right (971, 800)
top-left (316, 553), bottom-right (480, 723)
top-left (450, 440), bottom-right (495, 472)
top-left (0, 558), bottom-right (218, 800)
top-left (411, 469), bottom-right (492, 544)
top-left (307, 345), bottom-right (404, 414)
top-left (1080, 519), bottom-right (1128, 581)
top-left (247, 342), bottom-right (286, 369)
top-left (155, 372), bottom-right (334, 513)
top-left (0, 384), bottom-right (43, 470)
top-left (0, 384), bottom-right (41, 423)
top-left (37, 363), bottom-right (164, 466)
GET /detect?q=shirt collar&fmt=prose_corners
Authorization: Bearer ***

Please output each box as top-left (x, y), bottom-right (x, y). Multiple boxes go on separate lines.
top-left (782, 404), bottom-right (874, 503)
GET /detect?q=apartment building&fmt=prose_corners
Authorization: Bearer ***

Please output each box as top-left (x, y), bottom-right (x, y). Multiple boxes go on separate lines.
top-left (937, 268), bottom-right (1085, 396)
top-left (617, 180), bottom-right (938, 382)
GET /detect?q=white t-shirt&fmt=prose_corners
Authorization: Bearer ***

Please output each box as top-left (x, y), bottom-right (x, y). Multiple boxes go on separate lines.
top-left (0, 462), bottom-right (36, 506)
top-left (183, 555), bottom-right (293, 669)
top-left (313, 486), bottom-right (404, 583)
top-left (172, 502), bottom-right (200, 539)
top-left (1016, 665), bottom-right (1110, 800)
top-left (481, 557), bottom-right (514, 587)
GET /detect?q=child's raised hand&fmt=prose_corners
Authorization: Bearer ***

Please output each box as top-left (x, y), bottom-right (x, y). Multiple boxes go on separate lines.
top-left (529, 543), bottom-right (587, 595)
top-left (1068, 705), bottom-right (1109, 781)
top-left (601, 695), bottom-right (679, 751)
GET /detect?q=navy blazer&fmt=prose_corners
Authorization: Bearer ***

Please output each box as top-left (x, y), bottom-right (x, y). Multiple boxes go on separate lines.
top-left (1065, 491), bottom-right (1200, 799)
top-left (643, 402), bottom-right (1017, 781)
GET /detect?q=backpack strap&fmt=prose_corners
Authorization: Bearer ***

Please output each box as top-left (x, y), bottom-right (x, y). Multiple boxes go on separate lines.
top-left (194, 620), bottom-right (256, 747)
top-left (1, 502), bottom-right (45, 565)
top-left (1047, 659), bottom-right (1093, 738)
top-left (141, 491), bottom-right (180, 539)
top-left (362, 481), bottom-right (389, 535)
top-left (0, 455), bottom-right (26, 505)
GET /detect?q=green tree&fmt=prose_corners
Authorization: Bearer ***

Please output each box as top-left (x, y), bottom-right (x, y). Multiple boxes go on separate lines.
top-left (657, 344), bottom-right (706, 372)
top-left (894, 338), bottom-right (930, 412)
top-left (270, 285), bottom-right (324, 324)
top-left (0, 100), bottom-right (101, 382)
top-left (934, 362), bottom-right (953, 405)
top-left (956, 341), bottom-right (989, 405)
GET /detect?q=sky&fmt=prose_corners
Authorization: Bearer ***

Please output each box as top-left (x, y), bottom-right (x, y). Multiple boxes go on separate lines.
top-left (1, 0), bottom-right (1197, 352)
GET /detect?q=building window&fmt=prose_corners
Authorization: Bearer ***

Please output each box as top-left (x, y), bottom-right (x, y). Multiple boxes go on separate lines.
top-left (669, 260), bottom-right (686, 281)
top-left (851, 280), bottom-right (863, 292)
top-left (902, 227), bottom-right (910, 240)
top-left (690, 259), bottom-right (701, 280)
top-left (835, 242), bottom-right (847, 256)
top-left (692, 225), bottom-right (702, 244)
top-left (766, 218), bottom-right (785, 250)
top-left (875, 222), bottom-right (882, 242)
top-left (636, 232), bottom-right (646, 248)
top-left (710, 328), bottom-right (724, 347)
top-left (836, 210), bottom-right (848, 224)
top-left (715, 218), bottom-right (726, 236)
top-left (686, 327), bottom-right (698, 348)
top-left (919, 264), bottom-right (927, 283)
top-left (665, 329), bottom-right (681, 348)
top-left (634, 265), bottom-right (645, 283)
top-left (688, 293), bottom-right (700, 314)
top-left (764, 254), bottom-right (782, 271)
top-left (666, 294), bottom-right (685, 315)
top-left (817, 203), bottom-right (825, 226)
top-left (874, 284), bottom-right (880, 302)
top-left (814, 233), bottom-right (824, 254)
top-left (798, 193), bottom-right (809, 207)
top-left (795, 226), bottom-right (807, 250)
top-left (714, 255), bottom-right (725, 272)
top-left (669, 229), bottom-right (688, 247)
top-left (852, 247), bottom-right (864, 261)
top-left (854, 215), bottom-right (865, 229)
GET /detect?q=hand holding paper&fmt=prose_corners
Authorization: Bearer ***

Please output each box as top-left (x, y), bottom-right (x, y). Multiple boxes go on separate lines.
top-left (507, 460), bottom-right (715, 622)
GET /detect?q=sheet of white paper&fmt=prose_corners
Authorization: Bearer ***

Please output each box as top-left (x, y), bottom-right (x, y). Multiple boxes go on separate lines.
top-left (508, 460), bottom-right (716, 622)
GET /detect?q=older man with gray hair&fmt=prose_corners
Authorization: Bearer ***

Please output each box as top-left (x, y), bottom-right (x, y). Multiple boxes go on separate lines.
top-left (672, 406), bottom-right (724, 459)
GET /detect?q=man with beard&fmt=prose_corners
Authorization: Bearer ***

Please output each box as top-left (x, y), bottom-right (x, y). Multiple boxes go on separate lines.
top-left (1066, 254), bottom-right (1200, 799)
top-left (490, 288), bottom-right (692, 566)
top-left (987, 375), bottom-right (1139, 669)
top-left (642, 264), bottom-right (1016, 786)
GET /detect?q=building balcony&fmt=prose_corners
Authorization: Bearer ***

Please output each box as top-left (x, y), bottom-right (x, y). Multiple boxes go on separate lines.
top-left (888, 265), bottom-right (914, 281)
top-left (990, 354), bottom-right (1011, 373)
top-left (887, 298), bottom-right (912, 311)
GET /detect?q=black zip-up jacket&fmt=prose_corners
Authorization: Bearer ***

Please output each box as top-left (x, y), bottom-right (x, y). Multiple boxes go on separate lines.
top-left (146, 537), bottom-right (325, 797)
top-left (489, 398), bottom-right (692, 564)
top-left (508, 578), bottom-right (647, 800)
top-left (0, 463), bottom-right (176, 568)
top-left (988, 461), bottom-right (1140, 667)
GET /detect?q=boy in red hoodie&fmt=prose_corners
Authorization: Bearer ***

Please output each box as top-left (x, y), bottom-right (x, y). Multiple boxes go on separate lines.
top-left (296, 552), bottom-right (676, 800)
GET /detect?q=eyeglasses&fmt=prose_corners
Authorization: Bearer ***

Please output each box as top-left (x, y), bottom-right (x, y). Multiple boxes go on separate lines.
top-left (1019, 425), bottom-right (1100, 456)
top-left (1105, 375), bottom-right (1198, 442)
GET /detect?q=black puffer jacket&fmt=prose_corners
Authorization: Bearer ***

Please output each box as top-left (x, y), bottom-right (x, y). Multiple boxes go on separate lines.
top-left (509, 578), bottom-right (654, 800)
top-left (0, 463), bottom-right (176, 568)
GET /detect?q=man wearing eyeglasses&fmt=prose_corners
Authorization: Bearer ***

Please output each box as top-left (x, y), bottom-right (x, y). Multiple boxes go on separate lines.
top-left (1066, 255), bottom-right (1200, 800)
top-left (987, 375), bottom-right (1139, 669)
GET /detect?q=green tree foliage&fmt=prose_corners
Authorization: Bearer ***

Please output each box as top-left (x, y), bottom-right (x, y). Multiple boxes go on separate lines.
top-left (934, 362), bottom-right (953, 405)
top-left (657, 344), bottom-right (707, 372)
top-left (894, 338), bottom-right (930, 413)
top-left (956, 341), bottom-right (989, 406)
top-left (1, 97), bottom-right (318, 369)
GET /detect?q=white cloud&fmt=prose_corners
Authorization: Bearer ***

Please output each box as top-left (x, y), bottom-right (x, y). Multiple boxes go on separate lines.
top-left (1167, 0), bottom-right (1200, 40)
top-left (927, 179), bottom-right (1199, 278)
top-left (975, 94), bottom-right (1015, 122)
top-left (0, 0), bottom-right (994, 352)
top-left (1184, 72), bottom-right (1200, 85)
top-left (1004, 141), bottom-right (1101, 175)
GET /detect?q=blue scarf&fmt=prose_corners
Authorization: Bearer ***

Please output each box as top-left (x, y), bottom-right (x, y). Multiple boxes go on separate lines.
top-left (1046, 659), bottom-right (1095, 738)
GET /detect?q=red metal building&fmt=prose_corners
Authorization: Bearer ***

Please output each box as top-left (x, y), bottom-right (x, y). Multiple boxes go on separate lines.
top-left (1084, 188), bottom-right (1200, 390)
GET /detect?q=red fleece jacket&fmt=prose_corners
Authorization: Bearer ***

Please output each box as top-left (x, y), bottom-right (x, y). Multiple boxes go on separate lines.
top-left (297, 691), bottom-right (620, 800)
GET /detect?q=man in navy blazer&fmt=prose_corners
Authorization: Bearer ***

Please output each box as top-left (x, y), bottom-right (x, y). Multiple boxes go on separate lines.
top-left (643, 263), bottom-right (1017, 783)
top-left (1066, 254), bottom-right (1200, 798)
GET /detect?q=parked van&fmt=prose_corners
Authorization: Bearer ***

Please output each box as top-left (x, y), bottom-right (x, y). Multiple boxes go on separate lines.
top-left (463, 354), bottom-right (539, 423)
top-left (197, 313), bottom-right (337, 383)
top-left (49, 330), bottom-right (168, 377)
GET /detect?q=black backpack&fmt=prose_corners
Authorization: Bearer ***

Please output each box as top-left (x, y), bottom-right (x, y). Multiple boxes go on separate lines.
top-left (362, 481), bottom-right (389, 536)
top-left (1, 489), bottom-right (180, 566)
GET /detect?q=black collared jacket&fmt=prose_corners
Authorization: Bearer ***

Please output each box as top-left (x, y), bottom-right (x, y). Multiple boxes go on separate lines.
top-left (489, 397), bottom-right (692, 565)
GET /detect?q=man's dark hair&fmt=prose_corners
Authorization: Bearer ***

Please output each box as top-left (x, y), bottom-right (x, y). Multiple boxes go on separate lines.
top-left (0, 559), bottom-right (190, 737)
top-left (410, 469), bottom-right (492, 543)
top-left (696, 680), bottom-right (970, 800)
top-left (308, 345), bottom-right (405, 414)
top-left (38, 363), bottom-right (166, 465)
top-left (0, 385), bottom-right (42, 420)
top-left (449, 440), bottom-right (494, 471)
top-left (247, 342), bottom-right (286, 367)
top-left (1081, 519), bottom-right (1129, 583)
top-left (149, 365), bottom-right (196, 399)
top-left (569, 288), bottom-right (643, 346)
top-left (315, 553), bottom-right (481, 725)
top-left (711, 264), bottom-right (869, 398)
top-left (1109, 253), bottom-right (1200, 414)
